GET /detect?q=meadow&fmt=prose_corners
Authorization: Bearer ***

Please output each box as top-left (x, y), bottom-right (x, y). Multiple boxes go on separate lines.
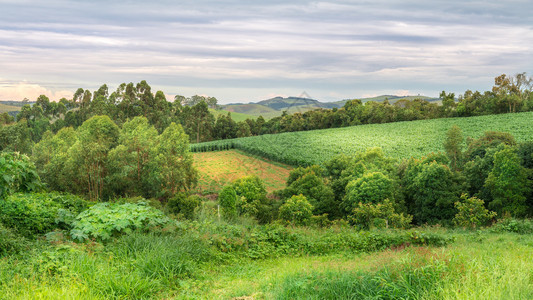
top-left (193, 150), bottom-right (291, 193)
top-left (191, 111), bottom-right (533, 165)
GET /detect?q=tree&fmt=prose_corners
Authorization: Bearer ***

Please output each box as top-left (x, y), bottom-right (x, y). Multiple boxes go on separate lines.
top-left (453, 194), bottom-right (496, 229)
top-left (218, 185), bottom-right (238, 220)
top-left (279, 194), bottom-right (313, 226)
top-left (484, 147), bottom-right (529, 217)
top-left (155, 122), bottom-right (197, 197)
top-left (444, 125), bottom-right (463, 170)
top-left (67, 116), bottom-right (119, 200)
top-left (349, 199), bottom-right (412, 229)
top-left (343, 172), bottom-right (395, 213)
top-left (403, 159), bottom-right (461, 223)
top-left (0, 152), bottom-right (42, 199)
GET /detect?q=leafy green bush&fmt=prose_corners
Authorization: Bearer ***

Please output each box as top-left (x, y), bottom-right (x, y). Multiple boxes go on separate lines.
top-left (279, 194), bottom-right (313, 226)
top-left (349, 199), bottom-right (412, 229)
top-left (453, 194), bottom-right (496, 228)
top-left (218, 185), bottom-right (238, 220)
top-left (71, 202), bottom-right (172, 241)
top-left (166, 193), bottom-right (200, 219)
top-left (0, 223), bottom-right (28, 256)
top-left (0, 192), bottom-right (89, 237)
top-left (0, 152), bottom-right (42, 199)
top-left (491, 218), bottom-right (533, 234)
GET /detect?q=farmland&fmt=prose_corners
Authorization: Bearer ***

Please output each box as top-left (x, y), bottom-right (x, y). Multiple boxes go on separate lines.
top-left (192, 111), bottom-right (533, 165)
top-left (193, 149), bottom-right (291, 193)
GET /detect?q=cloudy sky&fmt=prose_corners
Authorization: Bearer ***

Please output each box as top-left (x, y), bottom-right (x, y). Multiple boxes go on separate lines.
top-left (0, 0), bottom-right (532, 104)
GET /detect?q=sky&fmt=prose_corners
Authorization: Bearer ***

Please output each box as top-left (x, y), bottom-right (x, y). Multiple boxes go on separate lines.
top-left (0, 0), bottom-right (532, 104)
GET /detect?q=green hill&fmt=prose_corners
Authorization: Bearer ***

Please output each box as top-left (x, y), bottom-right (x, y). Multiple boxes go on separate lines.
top-left (209, 108), bottom-right (256, 122)
top-left (223, 95), bottom-right (437, 119)
top-left (191, 112), bottom-right (533, 166)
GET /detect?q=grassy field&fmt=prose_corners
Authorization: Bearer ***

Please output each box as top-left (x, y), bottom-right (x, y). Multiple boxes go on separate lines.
top-left (2, 224), bottom-right (532, 299)
top-left (0, 103), bottom-right (20, 114)
top-left (209, 108), bottom-right (257, 122)
top-left (193, 149), bottom-right (292, 193)
top-left (192, 112), bottom-right (533, 166)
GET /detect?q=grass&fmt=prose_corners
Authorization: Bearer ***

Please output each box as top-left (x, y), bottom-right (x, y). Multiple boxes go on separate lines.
top-left (192, 111), bottom-right (533, 166)
top-left (209, 108), bottom-right (257, 122)
top-left (193, 149), bottom-right (292, 193)
top-left (1, 222), bottom-right (533, 299)
top-left (0, 103), bottom-right (20, 114)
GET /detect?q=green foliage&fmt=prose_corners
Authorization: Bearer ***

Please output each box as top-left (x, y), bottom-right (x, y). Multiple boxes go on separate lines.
top-left (464, 130), bottom-right (516, 161)
top-left (279, 194), bottom-right (313, 226)
top-left (453, 194), bottom-right (497, 229)
top-left (191, 112), bottom-right (533, 166)
top-left (282, 166), bottom-right (337, 218)
top-left (484, 147), bottom-right (530, 217)
top-left (444, 125), bottom-right (464, 170)
top-left (0, 151), bottom-right (42, 199)
top-left (349, 199), bottom-right (413, 230)
top-left (0, 223), bottom-right (28, 256)
top-left (0, 192), bottom-right (88, 237)
top-left (166, 193), bottom-right (201, 220)
top-left (343, 172), bottom-right (395, 213)
top-left (155, 122), bottom-right (198, 197)
top-left (70, 202), bottom-right (172, 241)
top-left (218, 185), bottom-right (238, 220)
top-left (403, 158), bottom-right (461, 224)
top-left (231, 175), bottom-right (271, 222)
top-left (491, 218), bottom-right (533, 234)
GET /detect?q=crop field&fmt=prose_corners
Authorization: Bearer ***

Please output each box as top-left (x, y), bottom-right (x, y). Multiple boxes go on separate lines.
top-left (191, 112), bottom-right (533, 165)
top-left (0, 103), bottom-right (20, 114)
top-left (193, 149), bottom-right (292, 192)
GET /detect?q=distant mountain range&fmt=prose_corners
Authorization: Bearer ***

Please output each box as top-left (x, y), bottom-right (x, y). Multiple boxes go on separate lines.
top-left (221, 95), bottom-right (438, 119)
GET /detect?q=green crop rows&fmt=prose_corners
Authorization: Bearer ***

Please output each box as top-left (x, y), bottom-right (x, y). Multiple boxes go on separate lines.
top-left (191, 112), bottom-right (533, 166)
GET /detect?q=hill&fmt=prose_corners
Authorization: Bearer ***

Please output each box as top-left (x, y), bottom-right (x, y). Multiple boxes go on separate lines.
top-left (191, 112), bottom-right (533, 166)
top-left (223, 95), bottom-right (437, 118)
top-left (209, 108), bottom-right (256, 122)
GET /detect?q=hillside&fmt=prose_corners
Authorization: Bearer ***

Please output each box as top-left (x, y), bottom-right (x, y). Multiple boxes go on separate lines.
top-left (209, 108), bottom-right (255, 122)
top-left (193, 149), bottom-right (291, 193)
top-left (223, 95), bottom-right (437, 118)
top-left (191, 111), bottom-right (533, 166)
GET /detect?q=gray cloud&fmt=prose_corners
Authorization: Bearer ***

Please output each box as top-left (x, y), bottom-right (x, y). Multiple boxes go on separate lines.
top-left (0, 0), bottom-right (532, 102)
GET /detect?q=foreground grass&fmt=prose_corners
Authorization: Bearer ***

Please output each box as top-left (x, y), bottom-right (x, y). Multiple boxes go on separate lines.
top-left (1, 227), bottom-right (532, 299)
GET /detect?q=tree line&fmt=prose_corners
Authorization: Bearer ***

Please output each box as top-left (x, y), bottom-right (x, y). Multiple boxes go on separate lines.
top-left (1, 73), bottom-right (532, 156)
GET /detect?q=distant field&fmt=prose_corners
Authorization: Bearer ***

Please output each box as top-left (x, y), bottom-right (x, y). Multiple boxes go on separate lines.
top-left (209, 108), bottom-right (256, 122)
top-left (191, 112), bottom-right (533, 166)
top-left (0, 103), bottom-right (20, 114)
top-left (193, 149), bottom-right (291, 193)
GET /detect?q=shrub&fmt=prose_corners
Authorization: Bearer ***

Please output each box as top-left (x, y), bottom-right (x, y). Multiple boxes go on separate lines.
top-left (349, 199), bottom-right (412, 230)
top-left (491, 218), bottom-right (533, 234)
top-left (343, 172), bottom-right (395, 212)
top-left (0, 223), bottom-right (28, 256)
top-left (166, 193), bottom-right (200, 219)
top-left (453, 194), bottom-right (496, 229)
top-left (0, 152), bottom-right (42, 199)
top-left (71, 202), bottom-right (172, 241)
top-left (218, 185), bottom-right (238, 220)
top-left (0, 192), bottom-right (89, 237)
top-left (279, 195), bottom-right (313, 226)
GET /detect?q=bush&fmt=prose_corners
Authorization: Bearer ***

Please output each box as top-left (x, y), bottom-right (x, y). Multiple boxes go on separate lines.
top-left (349, 199), bottom-right (412, 230)
top-left (218, 186), bottom-right (238, 220)
top-left (0, 152), bottom-right (42, 199)
top-left (279, 195), bottom-right (313, 226)
top-left (491, 218), bottom-right (533, 234)
top-left (166, 193), bottom-right (201, 219)
top-left (453, 194), bottom-right (496, 229)
top-left (0, 223), bottom-right (28, 256)
top-left (0, 192), bottom-right (89, 237)
top-left (71, 202), bottom-right (172, 241)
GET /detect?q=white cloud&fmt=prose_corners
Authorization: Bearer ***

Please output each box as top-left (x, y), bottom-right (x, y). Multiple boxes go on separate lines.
top-left (0, 81), bottom-right (72, 101)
